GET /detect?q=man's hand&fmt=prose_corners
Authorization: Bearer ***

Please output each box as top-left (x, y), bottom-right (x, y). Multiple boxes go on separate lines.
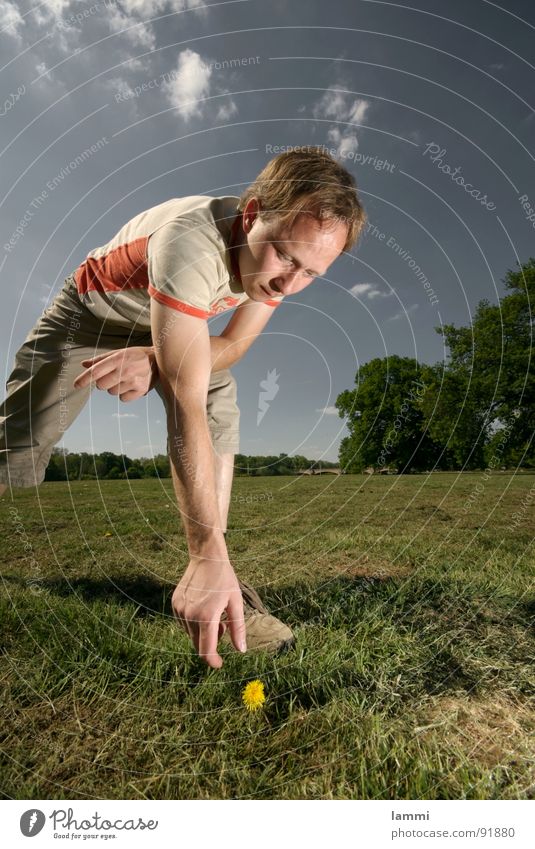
top-left (73, 346), bottom-right (158, 401)
top-left (172, 556), bottom-right (247, 669)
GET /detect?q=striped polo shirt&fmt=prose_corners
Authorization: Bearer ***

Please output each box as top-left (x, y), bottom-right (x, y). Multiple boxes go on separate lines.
top-left (73, 195), bottom-right (283, 329)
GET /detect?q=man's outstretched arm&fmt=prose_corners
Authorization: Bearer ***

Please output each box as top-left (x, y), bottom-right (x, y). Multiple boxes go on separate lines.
top-left (150, 299), bottom-right (247, 668)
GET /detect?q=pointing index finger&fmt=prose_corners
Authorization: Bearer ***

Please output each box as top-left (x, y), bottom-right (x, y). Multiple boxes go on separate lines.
top-left (73, 358), bottom-right (117, 389)
top-left (198, 617), bottom-right (223, 669)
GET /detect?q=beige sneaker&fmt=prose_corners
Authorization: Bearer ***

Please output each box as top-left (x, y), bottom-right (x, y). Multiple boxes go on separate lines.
top-left (221, 577), bottom-right (295, 654)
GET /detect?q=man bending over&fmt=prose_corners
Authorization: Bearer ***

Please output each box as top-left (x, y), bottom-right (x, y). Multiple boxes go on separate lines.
top-left (0, 147), bottom-right (366, 668)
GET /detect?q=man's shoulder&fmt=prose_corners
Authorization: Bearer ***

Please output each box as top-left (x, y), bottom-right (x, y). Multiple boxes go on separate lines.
top-left (146, 195), bottom-right (239, 244)
top-left (151, 194), bottom-right (239, 223)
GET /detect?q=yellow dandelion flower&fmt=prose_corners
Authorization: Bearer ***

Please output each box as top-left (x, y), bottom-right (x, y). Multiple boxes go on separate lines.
top-left (242, 679), bottom-right (266, 712)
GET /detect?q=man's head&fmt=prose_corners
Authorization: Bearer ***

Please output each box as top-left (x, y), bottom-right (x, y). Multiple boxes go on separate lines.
top-left (233, 146), bottom-right (366, 301)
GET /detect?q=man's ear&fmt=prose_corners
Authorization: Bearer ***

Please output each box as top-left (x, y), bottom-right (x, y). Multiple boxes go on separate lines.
top-left (243, 197), bottom-right (261, 232)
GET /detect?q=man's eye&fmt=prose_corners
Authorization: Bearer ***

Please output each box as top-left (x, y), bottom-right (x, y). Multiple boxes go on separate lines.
top-left (276, 249), bottom-right (292, 264)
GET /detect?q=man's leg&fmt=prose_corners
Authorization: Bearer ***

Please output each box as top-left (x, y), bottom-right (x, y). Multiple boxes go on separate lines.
top-left (0, 275), bottom-right (152, 491)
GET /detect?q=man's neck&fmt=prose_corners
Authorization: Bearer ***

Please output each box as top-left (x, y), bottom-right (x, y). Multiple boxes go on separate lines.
top-left (229, 212), bottom-right (244, 285)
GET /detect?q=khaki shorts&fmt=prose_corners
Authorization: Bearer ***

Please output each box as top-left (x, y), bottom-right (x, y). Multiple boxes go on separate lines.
top-left (0, 274), bottom-right (240, 488)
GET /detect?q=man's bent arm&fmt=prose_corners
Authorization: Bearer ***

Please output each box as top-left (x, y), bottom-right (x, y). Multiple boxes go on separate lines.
top-left (209, 336), bottom-right (243, 373)
top-left (211, 299), bottom-right (280, 370)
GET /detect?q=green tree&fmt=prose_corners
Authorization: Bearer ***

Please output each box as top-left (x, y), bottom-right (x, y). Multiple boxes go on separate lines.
top-left (336, 356), bottom-right (443, 473)
top-left (418, 363), bottom-right (487, 469)
top-left (435, 258), bottom-right (535, 465)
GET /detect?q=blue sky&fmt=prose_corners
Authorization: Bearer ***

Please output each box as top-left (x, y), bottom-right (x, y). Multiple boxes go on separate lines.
top-left (1, 0), bottom-right (534, 462)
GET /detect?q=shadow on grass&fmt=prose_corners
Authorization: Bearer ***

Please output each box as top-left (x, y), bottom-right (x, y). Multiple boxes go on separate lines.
top-left (1, 573), bottom-right (173, 617)
top-left (3, 572), bottom-right (534, 633)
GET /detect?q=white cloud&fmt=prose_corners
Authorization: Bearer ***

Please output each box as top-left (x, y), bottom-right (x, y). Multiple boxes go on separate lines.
top-left (1, 0), bottom-right (25, 40)
top-left (311, 86), bottom-right (370, 158)
top-left (216, 99), bottom-right (238, 122)
top-left (112, 413), bottom-right (139, 418)
top-left (316, 406), bottom-right (339, 416)
top-left (312, 87), bottom-right (349, 121)
top-left (350, 282), bottom-right (373, 296)
top-left (30, 0), bottom-right (72, 28)
top-left (110, 0), bottom-right (209, 49)
top-left (37, 0), bottom-right (70, 13)
top-left (105, 75), bottom-right (137, 102)
top-left (350, 282), bottom-right (392, 300)
top-left (337, 133), bottom-right (359, 157)
top-left (162, 48), bottom-right (212, 120)
top-left (106, 4), bottom-right (157, 49)
top-left (327, 127), bottom-right (341, 143)
top-left (122, 0), bottom-right (206, 12)
top-left (105, 0), bottom-right (207, 50)
top-left (387, 303), bottom-right (419, 322)
top-left (348, 99), bottom-right (369, 124)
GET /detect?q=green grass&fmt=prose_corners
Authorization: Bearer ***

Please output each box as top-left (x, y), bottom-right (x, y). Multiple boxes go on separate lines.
top-left (1, 472), bottom-right (534, 799)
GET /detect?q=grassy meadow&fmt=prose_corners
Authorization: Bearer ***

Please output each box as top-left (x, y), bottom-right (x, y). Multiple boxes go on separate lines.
top-left (1, 472), bottom-right (534, 799)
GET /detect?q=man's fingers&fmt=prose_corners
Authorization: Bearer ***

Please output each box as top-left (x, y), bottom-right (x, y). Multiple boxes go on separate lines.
top-left (198, 618), bottom-right (223, 668)
top-left (225, 592), bottom-right (247, 654)
top-left (94, 369), bottom-right (122, 391)
top-left (73, 359), bottom-right (117, 389)
top-left (174, 610), bottom-right (197, 649)
top-left (119, 389), bottom-right (144, 402)
top-left (80, 352), bottom-right (115, 368)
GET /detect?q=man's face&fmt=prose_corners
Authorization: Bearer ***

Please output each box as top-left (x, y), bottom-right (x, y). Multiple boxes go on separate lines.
top-left (236, 198), bottom-right (348, 302)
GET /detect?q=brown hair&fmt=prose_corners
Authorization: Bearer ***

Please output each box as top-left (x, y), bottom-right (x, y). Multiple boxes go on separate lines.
top-left (237, 146), bottom-right (367, 252)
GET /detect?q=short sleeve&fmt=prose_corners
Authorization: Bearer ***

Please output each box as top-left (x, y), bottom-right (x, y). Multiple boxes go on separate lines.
top-left (265, 295), bottom-right (284, 308)
top-left (147, 219), bottom-right (220, 318)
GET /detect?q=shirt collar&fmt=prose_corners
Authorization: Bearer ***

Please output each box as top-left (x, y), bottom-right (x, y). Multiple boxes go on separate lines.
top-left (229, 212), bottom-right (243, 286)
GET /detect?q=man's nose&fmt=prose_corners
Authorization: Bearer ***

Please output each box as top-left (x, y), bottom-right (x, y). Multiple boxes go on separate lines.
top-left (274, 270), bottom-right (300, 294)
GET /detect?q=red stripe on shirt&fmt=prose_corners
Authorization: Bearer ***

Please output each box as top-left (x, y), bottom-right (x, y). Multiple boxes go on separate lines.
top-left (74, 236), bottom-right (149, 295)
top-left (147, 284), bottom-right (211, 318)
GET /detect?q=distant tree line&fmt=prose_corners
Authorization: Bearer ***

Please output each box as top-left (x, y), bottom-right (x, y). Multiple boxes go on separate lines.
top-left (44, 450), bottom-right (339, 481)
top-left (336, 259), bottom-right (535, 473)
